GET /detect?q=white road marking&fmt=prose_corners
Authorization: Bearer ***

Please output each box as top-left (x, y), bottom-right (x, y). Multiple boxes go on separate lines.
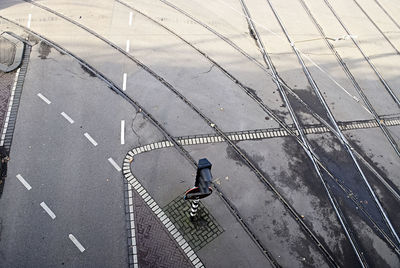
top-left (1, 69), bottom-right (20, 146)
top-left (61, 112), bottom-right (74, 124)
top-left (108, 157), bottom-right (121, 172)
top-left (40, 202), bottom-right (56, 219)
top-left (68, 234), bottom-right (85, 252)
top-left (129, 11), bottom-right (133, 26)
top-left (37, 93), bottom-right (51, 104)
top-left (27, 14), bottom-right (31, 28)
top-left (84, 133), bottom-right (98, 146)
top-left (122, 73), bottom-right (127, 91)
top-left (121, 120), bottom-right (125, 145)
top-left (16, 174), bottom-right (32, 190)
top-left (126, 40), bottom-right (130, 52)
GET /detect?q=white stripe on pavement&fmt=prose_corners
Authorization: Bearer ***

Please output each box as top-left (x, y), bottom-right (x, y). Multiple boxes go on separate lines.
top-left (16, 174), bottom-right (32, 190)
top-left (122, 73), bottom-right (127, 91)
top-left (40, 202), bottom-right (56, 219)
top-left (68, 234), bottom-right (85, 252)
top-left (0, 69), bottom-right (19, 146)
top-left (84, 133), bottom-right (98, 146)
top-left (37, 93), bottom-right (51, 104)
top-left (61, 112), bottom-right (74, 124)
top-left (121, 120), bottom-right (125, 145)
top-left (126, 40), bottom-right (130, 52)
top-left (27, 14), bottom-right (31, 28)
top-left (108, 157), bottom-right (121, 172)
top-left (129, 11), bottom-right (133, 26)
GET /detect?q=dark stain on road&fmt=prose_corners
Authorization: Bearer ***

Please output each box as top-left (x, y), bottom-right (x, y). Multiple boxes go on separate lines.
top-left (281, 137), bottom-right (328, 206)
top-left (305, 132), bottom-right (400, 255)
top-left (280, 136), bottom-right (363, 267)
top-left (38, 41), bottom-right (51, 59)
top-left (80, 64), bottom-right (96, 77)
top-left (245, 86), bottom-right (262, 103)
top-left (288, 87), bottom-right (331, 124)
top-left (225, 145), bottom-right (244, 167)
top-left (347, 137), bottom-right (400, 232)
top-left (27, 34), bottom-right (40, 45)
top-left (342, 200), bottom-right (395, 267)
top-left (270, 108), bottom-right (289, 122)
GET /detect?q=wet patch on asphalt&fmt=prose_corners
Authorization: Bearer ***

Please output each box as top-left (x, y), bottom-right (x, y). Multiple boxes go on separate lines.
top-left (80, 64), bottom-right (96, 77)
top-left (38, 41), bottom-right (51, 59)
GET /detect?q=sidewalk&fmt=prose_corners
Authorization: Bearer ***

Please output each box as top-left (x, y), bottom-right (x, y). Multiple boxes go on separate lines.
top-left (124, 145), bottom-right (272, 268)
top-left (0, 32), bottom-right (27, 197)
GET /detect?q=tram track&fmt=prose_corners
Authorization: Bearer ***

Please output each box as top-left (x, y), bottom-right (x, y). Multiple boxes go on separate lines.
top-left (119, 1), bottom-right (400, 252)
top-left (284, 81), bottom-right (400, 203)
top-left (8, 1), bottom-right (400, 264)
top-left (372, 0), bottom-right (400, 31)
top-left (239, 0), bottom-right (366, 266)
top-left (156, 0), bottom-right (270, 73)
top-left (149, 0), bottom-right (400, 202)
top-left (8, 2), bottom-right (343, 266)
top-left (0, 13), bottom-right (283, 267)
top-left (0, 7), bottom-right (280, 267)
top-left (296, 0), bottom-right (400, 198)
top-left (298, 0), bottom-right (400, 158)
top-left (322, 0), bottom-right (400, 108)
top-left (266, 0), bottom-right (400, 255)
top-left (352, 0), bottom-right (399, 55)
top-left (29, 0), bottom-right (400, 255)
top-left (116, 0), bottom-right (400, 203)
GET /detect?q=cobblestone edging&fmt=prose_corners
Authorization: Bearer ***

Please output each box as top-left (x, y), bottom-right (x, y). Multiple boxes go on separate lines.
top-left (175, 116), bottom-right (400, 146)
top-left (0, 45), bottom-right (31, 152)
top-left (124, 116), bottom-right (400, 152)
top-left (122, 153), bottom-right (203, 268)
top-left (123, 179), bottom-right (139, 268)
top-left (122, 115), bottom-right (400, 267)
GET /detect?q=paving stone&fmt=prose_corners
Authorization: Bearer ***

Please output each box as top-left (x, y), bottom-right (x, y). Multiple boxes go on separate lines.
top-left (163, 195), bottom-right (224, 252)
top-left (133, 190), bottom-right (193, 268)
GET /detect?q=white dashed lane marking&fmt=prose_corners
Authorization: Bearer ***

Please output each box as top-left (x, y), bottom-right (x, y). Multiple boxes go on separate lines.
top-left (122, 73), bottom-right (127, 91)
top-left (27, 14), bottom-right (31, 28)
top-left (61, 112), bottom-right (74, 124)
top-left (40, 202), bottom-right (56, 220)
top-left (37, 93), bottom-right (51, 104)
top-left (84, 132), bottom-right (98, 146)
top-left (121, 120), bottom-right (125, 145)
top-left (129, 11), bottom-right (133, 26)
top-left (0, 69), bottom-right (19, 146)
top-left (108, 157), bottom-right (122, 172)
top-left (16, 174), bottom-right (32, 190)
top-left (126, 40), bottom-right (130, 52)
top-left (68, 234), bottom-right (85, 252)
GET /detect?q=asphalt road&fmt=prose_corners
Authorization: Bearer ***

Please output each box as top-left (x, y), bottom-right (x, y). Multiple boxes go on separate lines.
top-left (0, 45), bottom-right (143, 267)
top-left (0, 0), bottom-right (399, 267)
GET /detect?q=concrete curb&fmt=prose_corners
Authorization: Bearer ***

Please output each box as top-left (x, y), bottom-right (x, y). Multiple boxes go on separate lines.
top-left (0, 45), bottom-right (31, 152)
top-left (122, 115), bottom-right (400, 267)
top-left (123, 151), bottom-right (203, 268)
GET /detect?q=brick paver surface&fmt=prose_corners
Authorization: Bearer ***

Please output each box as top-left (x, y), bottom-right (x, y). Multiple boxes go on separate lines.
top-left (164, 196), bottom-right (224, 252)
top-left (133, 191), bottom-right (193, 268)
top-left (0, 71), bottom-right (15, 129)
top-left (0, 70), bottom-right (15, 195)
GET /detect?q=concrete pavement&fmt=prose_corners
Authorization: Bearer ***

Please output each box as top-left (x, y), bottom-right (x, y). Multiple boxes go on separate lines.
top-left (0, 0), bottom-right (399, 267)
